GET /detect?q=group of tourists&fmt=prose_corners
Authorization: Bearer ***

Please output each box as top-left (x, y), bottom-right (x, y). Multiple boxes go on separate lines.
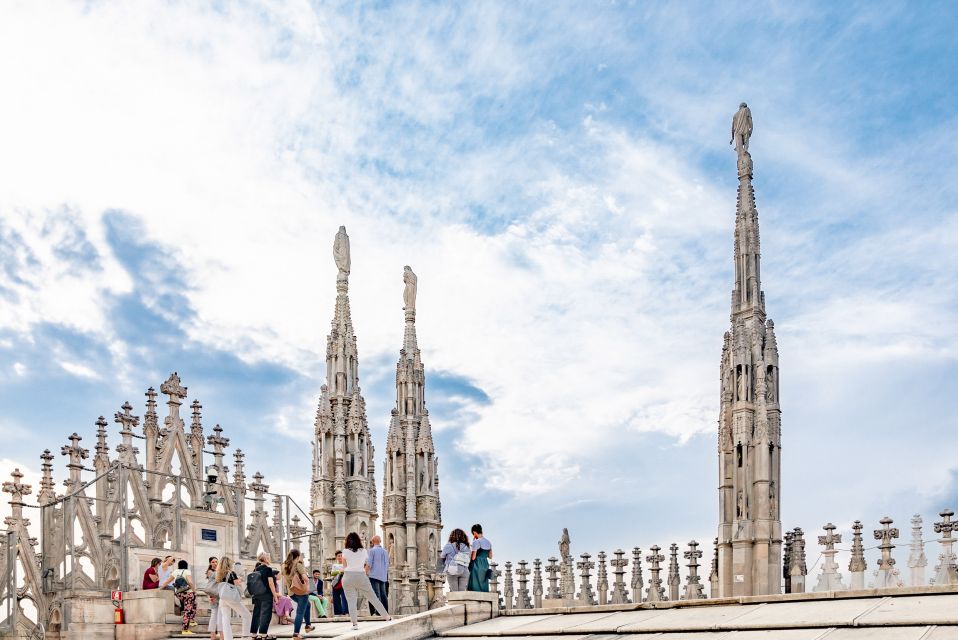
top-left (439, 524), bottom-right (494, 592)
top-left (138, 523), bottom-right (492, 638)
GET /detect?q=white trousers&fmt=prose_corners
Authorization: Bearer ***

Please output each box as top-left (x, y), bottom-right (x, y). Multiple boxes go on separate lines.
top-left (208, 603), bottom-right (220, 633)
top-left (218, 592), bottom-right (252, 640)
top-left (342, 572), bottom-right (388, 625)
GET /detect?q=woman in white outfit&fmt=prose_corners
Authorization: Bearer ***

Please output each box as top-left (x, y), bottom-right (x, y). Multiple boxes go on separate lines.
top-left (341, 532), bottom-right (392, 631)
top-left (215, 556), bottom-right (252, 640)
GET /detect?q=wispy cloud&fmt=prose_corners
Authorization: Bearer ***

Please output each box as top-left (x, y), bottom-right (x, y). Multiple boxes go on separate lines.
top-left (0, 1), bottom-right (956, 563)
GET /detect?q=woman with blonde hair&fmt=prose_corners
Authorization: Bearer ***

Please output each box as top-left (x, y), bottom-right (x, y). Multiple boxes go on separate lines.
top-left (214, 556), bottom-right (252, 640)
top-left (281, 549), bottom-right (313, 640)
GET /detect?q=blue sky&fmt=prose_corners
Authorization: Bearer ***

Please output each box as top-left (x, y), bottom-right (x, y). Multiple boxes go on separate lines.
top-left (1, 1), bottom-right (957, 579)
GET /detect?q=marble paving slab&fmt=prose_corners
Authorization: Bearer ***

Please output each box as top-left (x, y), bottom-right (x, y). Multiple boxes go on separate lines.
top-left (726, 598), bottom-right (883, 629)
top-left (856, 594), bottom-right (958, 626)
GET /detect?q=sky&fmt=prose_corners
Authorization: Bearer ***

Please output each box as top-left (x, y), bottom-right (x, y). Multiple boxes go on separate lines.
top-left (1, 1), bottom-right (957, 581)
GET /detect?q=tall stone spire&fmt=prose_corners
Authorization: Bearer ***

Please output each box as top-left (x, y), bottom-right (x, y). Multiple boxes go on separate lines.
top-left (382, 265), bottom-right (442, 604)
top-left (717, 103), bottom-right (783, 597)
top-left (310, 226), bottom-right (378, 566)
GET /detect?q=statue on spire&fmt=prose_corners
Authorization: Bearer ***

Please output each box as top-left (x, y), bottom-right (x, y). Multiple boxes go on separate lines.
top-left (333, 225), bottom-right (351, 279)
top-left (403, 265), bottom-right (418, 311)
top-left (730, 102), bottom-right (753, 158)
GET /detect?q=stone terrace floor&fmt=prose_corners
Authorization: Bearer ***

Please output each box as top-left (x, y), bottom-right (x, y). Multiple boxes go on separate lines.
top-left (438, 588), bottom-right (958, 640)
top-left (166, 618), bottom-right (392, 638)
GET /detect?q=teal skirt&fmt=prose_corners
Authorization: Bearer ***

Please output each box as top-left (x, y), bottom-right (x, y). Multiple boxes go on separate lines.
top-left (468, 548), bottom-right (490, 592)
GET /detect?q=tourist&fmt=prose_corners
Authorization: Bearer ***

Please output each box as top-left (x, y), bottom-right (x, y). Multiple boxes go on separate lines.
top-left (214, 556), bottom-right (252, 640)
top-left (273, 591), bottom-right (293, 625)
top-left (308, 569), bottom-right (331, 619)
top-left (281, 548), bottom-right (314, 639)
top-left (341, 531), bottom-right (392, 631)
top-left (158, 555), bottom-right (176, 591)
top-left (142, 557), bottom-right (161, 590)
top-left (206, 557), bottom-right (220, 640)
top-left (161, 559), bottom-right (197, 633)
top-left (249, 552), bottom-right (279, 640)
top-left (467, 524), bottom-right (493, 592)
top-left (367, 535), bottom-right (389, 614)
top-left (441, 529), bottom-right (471, 592)
top-left (330, 550), bottom-right (347, 616)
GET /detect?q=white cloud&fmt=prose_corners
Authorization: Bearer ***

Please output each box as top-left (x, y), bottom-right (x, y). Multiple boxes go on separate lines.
top-left (59, 360), bottom-right (99, 380)
top-left (0, 0), bottom-right (955, 553)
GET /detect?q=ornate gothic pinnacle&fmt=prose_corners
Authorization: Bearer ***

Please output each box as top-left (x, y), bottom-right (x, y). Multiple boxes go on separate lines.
top-left (38, 449), bottom-right (56, 504)
top-left (874, 517), bottom-right (900, 569)
top-left (849, 520), bottom-right (867, 573)
top-left (684, 540), bottom-right (705, 600)
top-left (233, 449), bottom-right (246, 487)
top-left (3, 468), bottom-right (32, 504)
top-left (160, 372), bottom-right (187, 401)
top-left (646, 545), bottom-right (665, 602)
top-left (94, 416), bottom-right (110, 469)
top-left (61, 432), bottom-right (89, 490)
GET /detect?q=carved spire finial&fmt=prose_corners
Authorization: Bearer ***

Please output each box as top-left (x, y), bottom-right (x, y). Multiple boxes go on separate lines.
top-left (38, 449), bottom-right (56, 505)
top-left (233, 449), bottom-right (246, 487)
top-left (683, 540), bottom-right (705, 600)
top-left (115, 402), bottom-right (140, 464)
top-left (94, 416), bottom-right (110, 471)
top-left (873, 517), bottom-right (902, 588)
top-left (61, 432), bottom-right (89, 491)
top-left (646, 545), bottom-right (665, 602)
top-left (933, 509), bottom-right (958, 586)
top-left (907, 514), bottom-right (928, 586)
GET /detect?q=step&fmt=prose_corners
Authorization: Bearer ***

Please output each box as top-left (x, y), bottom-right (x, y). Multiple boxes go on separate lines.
top-left (164, 619), bottom-right (393, 639)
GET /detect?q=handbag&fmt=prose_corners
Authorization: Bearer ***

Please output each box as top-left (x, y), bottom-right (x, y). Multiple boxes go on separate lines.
top-left (219, 582), bottom-right (242, 602)
top-left (289, 570), bottom-right (310, 596)
top-left (202, 577), bottom-right (220, 598)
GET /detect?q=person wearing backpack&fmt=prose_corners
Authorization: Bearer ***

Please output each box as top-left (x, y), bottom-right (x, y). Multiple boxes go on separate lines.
top-left (215, 556), bottom-right (252, 640)
top-left (440, 528), bottom-right (471, 592)
top-left (281, 549), bottom-right (313, 640)
top-left (248, 552), bottom-right (278, 640)
top-left (160, 559), bottom-right (197, 633)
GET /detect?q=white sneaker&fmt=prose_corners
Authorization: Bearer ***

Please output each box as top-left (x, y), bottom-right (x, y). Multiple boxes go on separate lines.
top-left (351, 624), bottom-right (359, 630)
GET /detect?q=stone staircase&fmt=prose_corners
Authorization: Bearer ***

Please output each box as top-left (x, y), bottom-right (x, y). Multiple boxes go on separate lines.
top-left (437, 588), bottom-right (958, 639)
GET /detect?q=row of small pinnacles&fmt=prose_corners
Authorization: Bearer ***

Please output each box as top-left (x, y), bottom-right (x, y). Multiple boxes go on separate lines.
top-left (489, 514), bottom-right (958, 609)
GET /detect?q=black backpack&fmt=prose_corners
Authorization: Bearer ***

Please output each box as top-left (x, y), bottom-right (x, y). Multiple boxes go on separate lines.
top-left (173, 571), bottom-right (189, 594)
top-left (246, 569), bottom-right (268, 597)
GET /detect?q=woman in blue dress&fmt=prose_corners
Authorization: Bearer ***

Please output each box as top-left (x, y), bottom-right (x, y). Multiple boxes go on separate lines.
top-left (467, 523), bottom-right (493, 592)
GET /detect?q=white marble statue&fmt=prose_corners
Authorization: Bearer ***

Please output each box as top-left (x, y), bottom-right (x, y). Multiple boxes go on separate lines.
top-left (731, 102), bottom-right (753, 157)
top-left (333, 225), bottom-right (350, 277)
top-left (403, 265), bottom-right (417, 311)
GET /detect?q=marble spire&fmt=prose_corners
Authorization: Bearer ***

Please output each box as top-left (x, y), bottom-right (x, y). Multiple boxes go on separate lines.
top-left (382, 265), bottom-right (442, 597)
top-left (717, 103), bottom-right (783, 597)
top-left (310, 226), bottom-right (378, 565)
